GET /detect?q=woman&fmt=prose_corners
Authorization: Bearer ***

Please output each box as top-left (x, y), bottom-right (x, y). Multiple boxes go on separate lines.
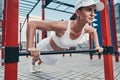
top-left (26, 0), bottom-right (104, 72)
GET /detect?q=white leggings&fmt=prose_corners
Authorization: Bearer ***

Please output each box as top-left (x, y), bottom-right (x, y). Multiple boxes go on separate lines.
top-left (37, 37), bottom-right (62, 65)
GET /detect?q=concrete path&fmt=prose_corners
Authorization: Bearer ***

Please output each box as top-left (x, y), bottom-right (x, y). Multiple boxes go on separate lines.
top-left (0, 53), bottom-right (120, 80)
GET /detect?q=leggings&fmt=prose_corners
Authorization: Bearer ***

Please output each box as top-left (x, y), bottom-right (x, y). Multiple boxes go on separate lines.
top-left (37, 37), bottom-right (62, 65)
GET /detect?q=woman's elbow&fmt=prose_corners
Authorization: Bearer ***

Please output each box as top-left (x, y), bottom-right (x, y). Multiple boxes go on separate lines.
top-left (27, 21), bottom-right (35, 27)
top-left (91, 28), bottom-right (97, 34)
top-left (26, 22), bottom-right (37, 36)
top-left (90, 29), bottom-right (97, 38)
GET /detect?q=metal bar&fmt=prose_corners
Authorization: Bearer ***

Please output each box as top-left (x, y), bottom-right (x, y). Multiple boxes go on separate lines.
top-left (42, 0), bottom-right (45, 39)
top-left (4, 0), bottom-right (19, 80)
top-left (110, 0), bottom-right (119, 62)
top-left (28, 0), bottom-right (40, 14)
top-left (19, 49), bottom-right (98, 56)
top-left (19, 23), bottom-right (22, 51)
top-left (46, 7), bottom-right (74, 14)
top-left (52, 1), bottom-right (74, 8)
top-left (55, 4), bottom-right (61, 9)
top-left (20, 17), bottom-right (27, 31)
top-left (100, 0), bottom-right (114, 80)
top-left (89, 33), bottom-right (93, 60)
top-left (63, 7), bottom-right (70, 11)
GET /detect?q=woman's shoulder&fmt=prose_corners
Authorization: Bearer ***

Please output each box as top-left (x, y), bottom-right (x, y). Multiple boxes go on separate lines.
top-left (47, 20), bottom-right (69, 31)
top-left (59, 20), bottom-right (68, 24)
top-left (84, 23), bottom-right (95, 33)
top-left (56, 20), bottom-right (69, 28)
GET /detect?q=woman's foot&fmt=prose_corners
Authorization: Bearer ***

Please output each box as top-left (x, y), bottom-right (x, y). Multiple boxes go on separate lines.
top-left (30, 64), bottom-right (36, 72)
top-left (36, 63), bottom-right (43, 72)
top-left (30, 57), bottom-right (43, 72)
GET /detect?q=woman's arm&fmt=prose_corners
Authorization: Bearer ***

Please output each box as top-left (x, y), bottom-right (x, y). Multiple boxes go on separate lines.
top-left (26, 20), bottom-right (66, 57)
top-left (84, 24), bottom-right (103, 53)
top-left (26, 20), bottom-right (63, 48)
top-left (89, 28), bottom-right (100, 48)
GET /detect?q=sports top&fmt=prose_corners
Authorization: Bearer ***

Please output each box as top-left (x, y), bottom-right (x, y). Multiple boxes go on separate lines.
top-left (52, 20), bottom-right (85, 49)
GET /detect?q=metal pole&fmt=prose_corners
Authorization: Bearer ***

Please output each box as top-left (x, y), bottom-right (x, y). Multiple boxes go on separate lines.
top-left (19, 23), bottom-right (22, 51)
top-left (1, 11), bottom-right (5, 66)
top-left (89, 33), bottom-right (93, 60)
top-left (110, 0), bottom-right (119, 62)
top-left (4, 0), bottom-right (19, 80)
top-left (42, 0), bottom-right (46, 39)
top-left (100, 0), bottom-right (114, 80)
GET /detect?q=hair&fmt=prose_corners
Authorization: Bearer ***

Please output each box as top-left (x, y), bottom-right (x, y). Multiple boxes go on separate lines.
top-left (70, 14), bottom-right (77, 20)
top-left (70, 7), bottom-right (83, 20)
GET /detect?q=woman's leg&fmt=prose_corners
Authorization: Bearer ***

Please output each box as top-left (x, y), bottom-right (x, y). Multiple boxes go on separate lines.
top-left (30, 38), bottom-right (50, 72)
top-left (30, 57), bottom-right (36, 72)
top-left (30, 57), bottom-right (43, 72)
top-left (32, 57), bottom-right (42, 65)
top-left (35, 57), bottom-right (43, 65)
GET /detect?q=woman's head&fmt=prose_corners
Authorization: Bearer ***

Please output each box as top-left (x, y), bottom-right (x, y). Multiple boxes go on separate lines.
top-left (71, 0), bottom-right (104, 23)
top-left (75, 0), bottom-right (104, 12)
top-left (76, 5), bottom-right (97, 23)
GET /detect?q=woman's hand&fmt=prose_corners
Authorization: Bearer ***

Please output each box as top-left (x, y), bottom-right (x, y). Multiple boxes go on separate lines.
top-left (95, 47), bottom-right (104, 53)
top-left (28, 47), bottom-right (40, 57)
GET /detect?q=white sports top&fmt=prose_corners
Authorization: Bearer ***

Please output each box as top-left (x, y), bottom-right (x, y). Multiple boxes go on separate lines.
top-left (52, 20), bottom-right (85, 48)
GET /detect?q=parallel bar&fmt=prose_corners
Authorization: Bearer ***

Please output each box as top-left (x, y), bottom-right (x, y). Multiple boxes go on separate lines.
top-left (52, 1), bottom-right (74, 7)
top-left (46, 7), bottom-right (74, 14)
top-left (4, 0), bottom-right (19, 80)
top-left (19, 49), bottom-right (98, 56)
top-left (100, 0), bottom-right (114, 80)
top-left (110, 0), bottom-right (119, 62)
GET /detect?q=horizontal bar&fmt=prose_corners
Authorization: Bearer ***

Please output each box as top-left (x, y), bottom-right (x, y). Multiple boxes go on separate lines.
top-left (19, 49), bottom-right (98, 56)
top-left (52, 1), bottom-right (74, 8)
top-left (46, 7), bottom-right (74, 14)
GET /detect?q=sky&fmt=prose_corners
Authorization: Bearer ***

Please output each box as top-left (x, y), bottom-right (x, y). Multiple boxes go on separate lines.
top-left (114, 0), bottom-right (119, 4)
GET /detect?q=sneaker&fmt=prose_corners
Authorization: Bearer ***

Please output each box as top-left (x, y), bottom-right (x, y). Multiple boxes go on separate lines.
top-left (30, 64), bottom-right (36, 72)
top-left (36, 63), bottom-right (45, 72)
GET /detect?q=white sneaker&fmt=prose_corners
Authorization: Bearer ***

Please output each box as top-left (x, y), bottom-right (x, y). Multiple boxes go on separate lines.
top-left (30, 64), bottom-right (36, 73)
top-left (36, 63), bottom-right (45, 72)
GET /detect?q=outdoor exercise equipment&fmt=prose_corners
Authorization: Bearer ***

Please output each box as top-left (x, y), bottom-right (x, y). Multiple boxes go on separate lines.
top-left (4, 46), bottom-right (113, 63)
top-left (2, 0), bottom-right (117, 80)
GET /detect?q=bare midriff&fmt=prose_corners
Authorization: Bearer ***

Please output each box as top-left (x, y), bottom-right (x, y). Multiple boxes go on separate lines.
top-left (49, 37), bottom-right (66, 50)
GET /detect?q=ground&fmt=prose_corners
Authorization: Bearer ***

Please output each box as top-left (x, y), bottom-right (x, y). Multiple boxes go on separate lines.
top-left (0, 53), bottom-right (120, 80)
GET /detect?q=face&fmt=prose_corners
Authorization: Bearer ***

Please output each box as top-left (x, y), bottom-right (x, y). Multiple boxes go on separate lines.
top-left (76, 5), bottom-right (96, 23)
